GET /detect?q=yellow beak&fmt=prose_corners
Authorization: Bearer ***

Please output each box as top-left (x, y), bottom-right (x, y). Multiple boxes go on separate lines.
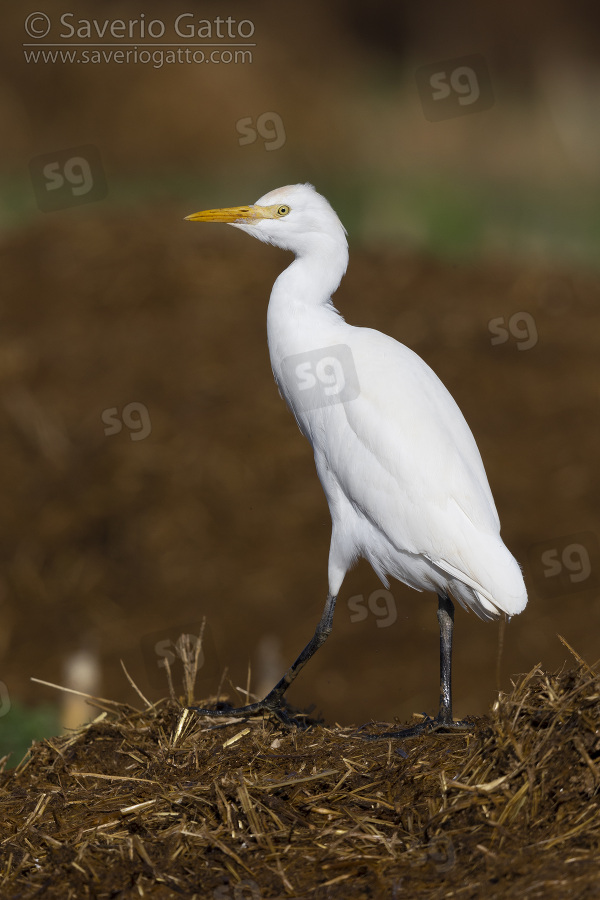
top-left (185, 205), bottom-right (274, 224)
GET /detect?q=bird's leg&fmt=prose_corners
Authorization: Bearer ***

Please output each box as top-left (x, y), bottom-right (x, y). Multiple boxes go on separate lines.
top-left (436, 592), bottom-right (454, 725)
top-left (359, 593), bottom-right (472, 740)
top-left (263, 591), bottom-right (337, 706)
top-left (189, 593), bottom-right (337, 726)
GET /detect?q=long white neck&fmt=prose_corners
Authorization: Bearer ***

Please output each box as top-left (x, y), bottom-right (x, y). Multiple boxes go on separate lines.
top-left (266, 236), bottom-right (349, 369)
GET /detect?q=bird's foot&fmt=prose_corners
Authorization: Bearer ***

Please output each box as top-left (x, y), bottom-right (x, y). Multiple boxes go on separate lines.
top-left (357, 711), bottom-right (474, 740)
top-left (188, 691), bottom-right (316, 730)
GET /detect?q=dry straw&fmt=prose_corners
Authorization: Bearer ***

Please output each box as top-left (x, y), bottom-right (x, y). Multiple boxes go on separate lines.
top-left (1, 634), bottom-right (599, 898)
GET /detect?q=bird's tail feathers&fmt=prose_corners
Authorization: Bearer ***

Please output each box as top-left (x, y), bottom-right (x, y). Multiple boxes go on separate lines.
top-left (436, 541), bottom-right (527, 621)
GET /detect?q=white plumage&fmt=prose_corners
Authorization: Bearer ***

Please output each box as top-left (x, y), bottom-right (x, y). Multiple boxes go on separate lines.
top-left (186, 183), bottom-right (527, 733)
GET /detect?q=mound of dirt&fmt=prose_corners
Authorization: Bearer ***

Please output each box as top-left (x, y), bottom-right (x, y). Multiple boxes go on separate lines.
top-left (1, 648), bottom-right (599, 899)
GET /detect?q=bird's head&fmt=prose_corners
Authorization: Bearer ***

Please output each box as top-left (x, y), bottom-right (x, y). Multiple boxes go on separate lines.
top-left (186, 183), bottom-right (348, 259)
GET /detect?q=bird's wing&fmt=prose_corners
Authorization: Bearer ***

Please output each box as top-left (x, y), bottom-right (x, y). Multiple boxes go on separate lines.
top-left (310, 326), bottom-right (502, 575)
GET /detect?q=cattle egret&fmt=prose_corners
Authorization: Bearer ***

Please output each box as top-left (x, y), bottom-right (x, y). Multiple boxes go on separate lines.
top-left (186, 183), bottom-right (527, 736)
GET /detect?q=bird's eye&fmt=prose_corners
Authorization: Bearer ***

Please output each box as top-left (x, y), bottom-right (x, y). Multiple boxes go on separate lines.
top-left (277, 205), bottom-right (290, 216)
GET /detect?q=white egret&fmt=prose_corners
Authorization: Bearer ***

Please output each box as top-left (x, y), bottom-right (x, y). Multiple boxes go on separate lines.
top-left (186, 183), bottom-right (527, 736)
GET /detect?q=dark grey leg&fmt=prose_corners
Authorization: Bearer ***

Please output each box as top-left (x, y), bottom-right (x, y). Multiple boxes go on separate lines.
top-left (359, 593), bottom-right (472, 740)
top-left (437, 593), bottom-right (454, 725)
top-left (189, 593), bottom-right (337, 725)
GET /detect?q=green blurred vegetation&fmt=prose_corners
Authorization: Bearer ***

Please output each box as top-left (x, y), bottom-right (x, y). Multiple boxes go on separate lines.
top-left (2, 172), bottom-right (600, 268)
top-left (0, 702), bottom-right (62, 770)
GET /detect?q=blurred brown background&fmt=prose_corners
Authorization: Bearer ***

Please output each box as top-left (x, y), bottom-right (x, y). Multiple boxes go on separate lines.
top-left (0, 1), bottom-right (599, 749)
